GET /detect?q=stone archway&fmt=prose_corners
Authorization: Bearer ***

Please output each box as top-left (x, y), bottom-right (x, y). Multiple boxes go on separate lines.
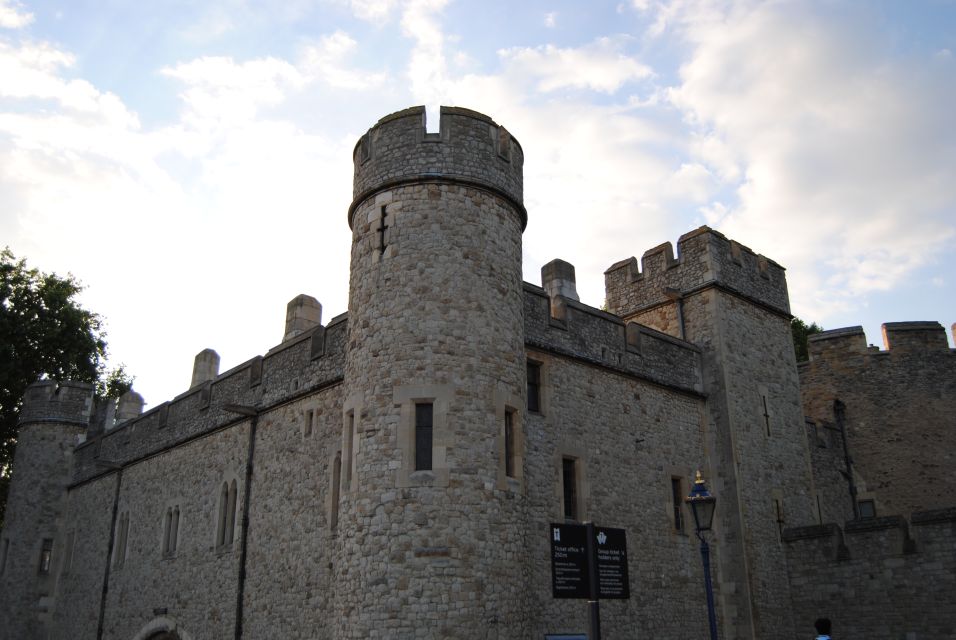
top-left (132, 617), bottom-right (192, 640)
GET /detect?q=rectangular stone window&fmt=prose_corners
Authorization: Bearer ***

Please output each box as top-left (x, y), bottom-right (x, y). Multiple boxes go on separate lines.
top-left (415, 402), bottom-right (434, 471)
top-left (671, 477), bottom-right (685, 533)
top-left (562, 457), bottom-right (578, 521)
top-left (304, 409), bottom-right (314, 438)
top-left (858, 499), bottom-right (876, 519)
top-left (505, 410), bottom-right (516, 478)
top-left (163, 506), bottom-right (181, 557)
top-left (344, 411), bottom-right (355, 492)
top-left (113, 512), bottom-right (130, 568)
top-left (774, 497), bottom-right (786, 536)
top-left (0, 538), bottom-right (8, 575)
top-left (527, 361), bottom-right (541, 413)
top-left (63, 530), bottom-right (75, 574)
top-left (38, 537), bottom-right (53, 575)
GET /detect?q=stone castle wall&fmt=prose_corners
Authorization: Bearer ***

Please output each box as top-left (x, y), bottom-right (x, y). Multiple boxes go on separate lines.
top-left (799, 322), bottom-right (956, 517)
top-left (783, 509), bottom-right (956, 640)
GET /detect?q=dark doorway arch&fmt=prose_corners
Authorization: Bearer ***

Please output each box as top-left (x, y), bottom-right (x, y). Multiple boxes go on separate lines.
top-left (148, 633), bottom-right (181, 640)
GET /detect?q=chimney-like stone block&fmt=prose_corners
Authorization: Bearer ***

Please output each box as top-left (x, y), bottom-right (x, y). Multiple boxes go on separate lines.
top-left (542, 259), bottom-right (580, 302)
top-left (284, 294), bottom-right (323, 342)
top-left (115, 390), bottom-right (145, 423)
top-left (190, 348), bottom-right (220, 388)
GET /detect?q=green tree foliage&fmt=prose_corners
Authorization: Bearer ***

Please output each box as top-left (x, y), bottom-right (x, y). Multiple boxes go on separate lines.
top-left (792, 316), bottom-right (824, 362)
top-left (0, 247), bottom-right (132, 527)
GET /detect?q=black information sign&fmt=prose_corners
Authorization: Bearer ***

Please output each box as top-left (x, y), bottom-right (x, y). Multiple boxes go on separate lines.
top-left (593, 526), bottom-right (630, 600)
top-left (549, 523), bottom-right (590, 599)
top-left (549, 523), bottom-right (630, 600)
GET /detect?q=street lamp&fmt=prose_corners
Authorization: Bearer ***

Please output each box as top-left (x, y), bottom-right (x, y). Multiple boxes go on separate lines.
top-left (685, 470), bottom-right (718, 640)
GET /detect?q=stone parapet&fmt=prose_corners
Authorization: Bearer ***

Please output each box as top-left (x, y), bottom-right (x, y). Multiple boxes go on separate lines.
top-left (783, 510), bottom-right (956, 639)
top-left (18, 380), bottom-right (94, 426)
top-left (523, 284), bottom-right (703, 395)
top-left (350, 106), bottom-right (525, 229)
top-left (604, 226), bottom-right (790, 319)
top-left (71, 316), bottom-right (347, 484)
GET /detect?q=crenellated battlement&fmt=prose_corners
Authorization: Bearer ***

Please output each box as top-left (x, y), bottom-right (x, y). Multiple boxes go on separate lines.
top-left (349, 106), bottom-right (525, 229)
top-left (604, 225), bottom-right (790, 319)
top-left (806, 321), bottom-right (953, 362)
top-left (18, 379), bottom-right (94, 427)
top-left (70, 304), bottom-right (348, 485)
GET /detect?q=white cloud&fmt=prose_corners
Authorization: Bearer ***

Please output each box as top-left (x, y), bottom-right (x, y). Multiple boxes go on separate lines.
top-left (498, 37), bottom-right (653, 94)
top-left (0, 0), bottom-right (33, 29)
top-left (349, 0), bottom-right (401, 22)
top-left (652, 0), bottom-right (956, 320)
top-left (299, 30), bottom-right (387, 89)
top-left (544, 12), bottom-right (556, 28)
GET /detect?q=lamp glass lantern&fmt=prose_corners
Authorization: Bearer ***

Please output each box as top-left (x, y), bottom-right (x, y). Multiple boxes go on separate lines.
top-left (685, 470), bottom-right (717, 533)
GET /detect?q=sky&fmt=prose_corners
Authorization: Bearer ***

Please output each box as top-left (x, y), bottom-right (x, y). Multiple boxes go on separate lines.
top-left (2, 0), bottom-right (954, 408)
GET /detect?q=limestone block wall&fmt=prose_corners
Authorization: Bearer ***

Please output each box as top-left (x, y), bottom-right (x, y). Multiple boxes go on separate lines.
top-left (339, 178), bottom-right (527, 638)
top-left (98, 422), bottom-right (250, 640)
top-left (48, 476), bottom-right (116, 639)
top-left (783, 509), bottom-right (956, 640)
top-left (799, 322), bottom-right (956, 517)
top-left (522, 350), bottom-right (713, 638)
top-left (242, 385), bottom-right (343, 639)
top-left (73, 317), bottom-right (345, 485)
top-left (802, 418), bottom-right (855, 525)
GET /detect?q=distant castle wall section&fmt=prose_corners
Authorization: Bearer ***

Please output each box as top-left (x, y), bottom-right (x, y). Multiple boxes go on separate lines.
top-left (784, 509), bottom-right (956, 640)
top-left (799, 322), bottom-right (956, 516)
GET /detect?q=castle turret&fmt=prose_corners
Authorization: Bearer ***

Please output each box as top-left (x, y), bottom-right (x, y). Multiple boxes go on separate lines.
top-left (0, 380), bottom-right (93, 639)
top-left (606, 227), bottom-right (816, 640)
top-left (335, 106), bottom-right (528, 636)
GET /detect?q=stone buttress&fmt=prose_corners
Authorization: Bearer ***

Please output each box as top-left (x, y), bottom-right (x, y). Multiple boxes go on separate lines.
top-left (334, 106), bottom-right (528, 637)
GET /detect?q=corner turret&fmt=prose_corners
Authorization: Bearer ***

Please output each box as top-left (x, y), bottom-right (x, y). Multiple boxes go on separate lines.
top-left (0, 380), bottom-right (93, 638)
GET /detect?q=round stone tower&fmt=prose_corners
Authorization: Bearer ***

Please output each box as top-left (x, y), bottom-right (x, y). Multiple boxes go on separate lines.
top-left (334, 106), bottom-right (528, 637)
top-left (0, 380), bottom-right (93, 639)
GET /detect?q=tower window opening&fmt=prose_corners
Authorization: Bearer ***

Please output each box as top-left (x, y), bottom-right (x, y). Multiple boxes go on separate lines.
top-left (377, 206), bottom-right (389, 255)
top-left (304, 409), bottom-right (314, 438)
top-left (762, 395), bottom-right (771, 437)
top-left (415, 402), bottom-right (434, 471)
top-left (505, 410), bottom-right (516, 478)
top-left (527, 362), bottom-right (541, 413)
top-left (774, 497), bottom-right (786, 537)
top-left (0, 538), bottom-right (9, 575)
top-left (562, 457), bottom-right (578, 521)
top-left (671, 477), bottom-right (685, 532)
top-left (858, 499), bottom-right (876, 519)
top-left (163, 506), bottom-right (181, 556)
top-left (38, 538), bottom-right (53, 575)
top-left (113, 513), bottom-right (129, 569)
top-left (331, 451), bottom-right (342, 531)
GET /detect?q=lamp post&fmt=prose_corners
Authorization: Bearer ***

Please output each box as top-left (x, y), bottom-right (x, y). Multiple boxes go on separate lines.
top-left (685, 470), bottom-right (718, 640)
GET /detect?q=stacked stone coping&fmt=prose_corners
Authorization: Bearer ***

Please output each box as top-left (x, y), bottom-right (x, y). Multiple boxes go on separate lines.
top-left (70, 313), bottom-right (347, 485)
top-left (350, 105), bottom-right (526, 229)
top-left (803, 321), bottom-right (955, 361)
top-left (524, 282), bottom-right (704, 395)
top-left (604, 225), bottom-right (790, 318)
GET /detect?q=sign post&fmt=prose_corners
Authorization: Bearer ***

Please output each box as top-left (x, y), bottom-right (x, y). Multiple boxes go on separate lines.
top-left (549, 523), bottom-right (630, 640)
